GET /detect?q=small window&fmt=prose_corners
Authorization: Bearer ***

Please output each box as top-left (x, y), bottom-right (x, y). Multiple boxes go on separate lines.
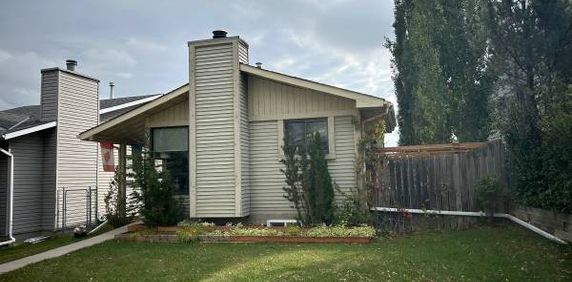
top-left (284, 118), bottom-right (329, 154)
top-left (152, 127), bottom-right (188, 152)
top-left (151, 127), bottom-right (189, 195)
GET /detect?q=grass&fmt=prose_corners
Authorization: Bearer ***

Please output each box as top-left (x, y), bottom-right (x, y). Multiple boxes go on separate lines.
top-left (0, 225), bottom-right (570, 281)
top-left (0, 223), bottom-right (114, 264)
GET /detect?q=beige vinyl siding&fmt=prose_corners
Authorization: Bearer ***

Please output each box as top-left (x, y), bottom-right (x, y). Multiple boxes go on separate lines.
top-left (248, 116), bottom-right (356, 223)
top-left (56, 71), bottom-right (99, 227)
top-left (238, 41), bottom-right (248, 64)
top-left (40, 70), bottom-right (58, 121)
top-left (0, 154), bottom-right (7, 234)
top-left (191, 42), bottom-right (237, 217)
top-left (249, 121), bottom-right (289, 218)
top-left (10, 133), bottom-right (45, 234)
top-left (146, 98), bottom-right (189, 128)
top-left (248, 76), bottom-right (356, 121)
top-left (327, 116), bottom-right (356, 203)
top-left (41, 129), bottom-right (57, 230)
top-left (239, 73), bottom-right (250, 216)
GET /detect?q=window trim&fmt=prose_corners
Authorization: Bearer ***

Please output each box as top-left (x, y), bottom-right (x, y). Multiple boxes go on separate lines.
top-left (278, 116), bottom-right (336, 160)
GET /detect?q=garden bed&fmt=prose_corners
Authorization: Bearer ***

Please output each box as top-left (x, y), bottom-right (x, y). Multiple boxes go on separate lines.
top-left (115, 222), bottom-right (375, 244)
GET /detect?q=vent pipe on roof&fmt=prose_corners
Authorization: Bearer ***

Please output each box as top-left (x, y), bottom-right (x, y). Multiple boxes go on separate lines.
top-left (65, 60), bottom-right (77, 71)
top-left (255, 62), bottom-right (263, 69)
top-left (212, 30), bottom-right (227, 39)
top-left (109, 82), bottom-right (115, 99)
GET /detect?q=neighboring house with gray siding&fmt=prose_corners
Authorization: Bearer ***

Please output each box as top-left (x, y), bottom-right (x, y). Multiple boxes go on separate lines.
top-left (0, 64), bottom-right (160, 242)
top-left (80, 31), bottom-right (396, 224)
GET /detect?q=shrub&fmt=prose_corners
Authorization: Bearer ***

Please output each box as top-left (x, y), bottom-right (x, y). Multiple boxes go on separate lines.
top-left (104, 168), bottom-right (136, 227)
top-left (281, 133), bottom-right (335, 225)
top-left (334, 185), bottom-right (373, 226)
top-left (131, 150), bottom-right (184, 227)
top-left (476, 176), bottom-right (505, 215)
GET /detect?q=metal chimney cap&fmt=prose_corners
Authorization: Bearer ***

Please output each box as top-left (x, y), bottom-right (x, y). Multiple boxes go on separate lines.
top-left (212, 30), bottom-right (228, 39)
top-left (109, 81), bottom-right (115, 86)
top-left (65, 60), bottom-right (78, 71)
top-left (255, 62), bottom-right (263, 69)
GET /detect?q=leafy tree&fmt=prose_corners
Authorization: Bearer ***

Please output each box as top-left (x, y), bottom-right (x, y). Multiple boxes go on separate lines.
top-left (387, 0), bottom-right (495, 144)
top-left (488, 0), bottom-right (572, 212)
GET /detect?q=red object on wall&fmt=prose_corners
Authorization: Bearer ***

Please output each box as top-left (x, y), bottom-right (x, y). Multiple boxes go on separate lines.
top-left (100, 142), bottom-right (115, 172)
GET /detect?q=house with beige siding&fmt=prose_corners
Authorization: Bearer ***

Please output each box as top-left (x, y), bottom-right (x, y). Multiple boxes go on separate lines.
top-left (80, 31), bottom-right (395, 224)
top-left (0, 61), bottom-right (160, 243)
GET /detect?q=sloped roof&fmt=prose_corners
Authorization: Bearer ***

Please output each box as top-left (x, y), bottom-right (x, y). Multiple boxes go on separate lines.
top-left (0, 94), bottom-right (161, 139)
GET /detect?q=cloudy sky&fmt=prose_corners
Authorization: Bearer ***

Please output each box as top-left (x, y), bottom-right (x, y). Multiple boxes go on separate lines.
top-left (0, 0), bottom-right (398, 145)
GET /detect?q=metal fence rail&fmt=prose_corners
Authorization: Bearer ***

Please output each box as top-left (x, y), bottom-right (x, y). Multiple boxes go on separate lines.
top-left (56, 186), bottom-right (98, 231)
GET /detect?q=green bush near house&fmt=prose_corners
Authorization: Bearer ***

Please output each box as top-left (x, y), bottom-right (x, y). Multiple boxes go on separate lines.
top-left (131, 149), bottom-right (184, 227)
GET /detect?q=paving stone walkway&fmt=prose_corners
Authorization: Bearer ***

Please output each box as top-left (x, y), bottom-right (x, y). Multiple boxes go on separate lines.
top-left (0, 225), bottom-right (127, 274)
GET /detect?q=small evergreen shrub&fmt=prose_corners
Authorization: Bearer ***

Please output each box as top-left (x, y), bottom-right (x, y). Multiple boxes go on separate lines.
top-left (281, 133), bottom-right (335, 225)
top-left (131, 150), bottom-right (184, 227)
top-left (104, 168), bottom-right (136, 227)
top-left (476, 176), bottom-right (505, 215)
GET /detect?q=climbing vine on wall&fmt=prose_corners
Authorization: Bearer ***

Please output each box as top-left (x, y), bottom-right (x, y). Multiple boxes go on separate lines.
top-left (334, 118), bottom-right (387, 226)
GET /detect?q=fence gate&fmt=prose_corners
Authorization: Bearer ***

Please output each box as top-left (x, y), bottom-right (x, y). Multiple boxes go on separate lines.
top-left (56, 187), bottom-right (98, 231)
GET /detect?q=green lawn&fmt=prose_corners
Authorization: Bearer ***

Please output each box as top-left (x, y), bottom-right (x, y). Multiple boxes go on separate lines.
top-left (0, 223), bottom-right (113, 264)
top-left (0, 235), bottom-right (82, 264)
top-left (0, 225), bottom-right (570, 281)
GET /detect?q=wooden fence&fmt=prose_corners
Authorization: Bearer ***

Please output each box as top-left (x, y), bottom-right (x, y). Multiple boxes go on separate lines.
top-left (373, 139), bottom-right (506, 231)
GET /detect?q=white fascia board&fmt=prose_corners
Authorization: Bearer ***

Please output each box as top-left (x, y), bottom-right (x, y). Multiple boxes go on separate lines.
top-left (99, 94), bottom-right (162, 114)
top-left (2, 121), bottom-right (57, 140)
top-left (79, 84), bottom-right (189, 141)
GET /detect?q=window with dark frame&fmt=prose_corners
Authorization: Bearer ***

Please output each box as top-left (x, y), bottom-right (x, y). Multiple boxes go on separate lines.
top-left (284, 118), bottom-right (329, 154)
top-left (151, 126), bottom-right (189, 195)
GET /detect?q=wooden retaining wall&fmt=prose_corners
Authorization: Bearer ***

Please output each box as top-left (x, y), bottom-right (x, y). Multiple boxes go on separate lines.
top-left (373, 140), bottom-right (506, 232)
top-left (512, 206), bottom-right (572, 242)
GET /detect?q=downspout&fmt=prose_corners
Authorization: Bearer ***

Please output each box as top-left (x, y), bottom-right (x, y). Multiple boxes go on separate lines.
top-left (0, 147), bottom-right (16, 246)
top-left (372, 207), bottom-right (569, 245)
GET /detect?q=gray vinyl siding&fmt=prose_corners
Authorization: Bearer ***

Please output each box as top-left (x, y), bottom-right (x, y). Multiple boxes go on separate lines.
top-left (0, 155), bottom-right (8, 235)
top-left (239, 73), bottom-right (250, 216)
top-left (10, 133), bottom-right (44, 234)
top-left (56, 71), bottom-right (99, 227)
top-left (192, 41), bottom-right (237, 217)
top-left (248, 116), bottom-right (356, 223)
top-left (40, 70), bottom-right (58, 121)
top-left (41, 129), bottom-right (57, 230)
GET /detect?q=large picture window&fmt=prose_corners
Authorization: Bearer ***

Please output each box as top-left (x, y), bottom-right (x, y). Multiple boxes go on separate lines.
top-left (151, 127), bottom-right (189, 195)
top-left (284, 118), bottom-right (329, 154)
